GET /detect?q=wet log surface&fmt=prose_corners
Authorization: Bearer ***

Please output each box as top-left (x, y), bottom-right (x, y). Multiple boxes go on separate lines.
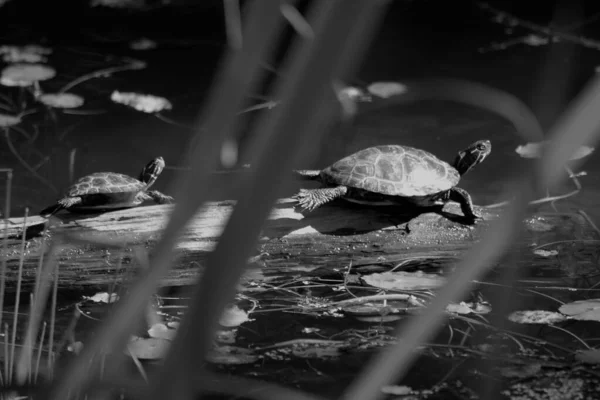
top-left (0, 198), bottom-right (594, 292)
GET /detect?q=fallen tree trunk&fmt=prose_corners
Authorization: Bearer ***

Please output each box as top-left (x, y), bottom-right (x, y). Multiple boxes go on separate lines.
top-left (0, 198), bottom-right (593, 292)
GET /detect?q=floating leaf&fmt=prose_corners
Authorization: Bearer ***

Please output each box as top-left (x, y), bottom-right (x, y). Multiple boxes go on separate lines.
top-left (148, 323), bottom-right (176, 340)
top-left (522, 34), bottom-right (549, 47)
top-left (575, 349), bottom-right (600, 364)
top-left (0, 63), bottom-right (56, 87)
top-left (525, 217), bottom-right (555, 232)
top-left (381, 386), bottom-right (413, 395)
top-left (38, 93), bottom-right (84, 109)
top-left (533, 249), bottom-right (558, 257)
top-left (219, 305), bottom-right (250, 327)
top-left (215, 329), bottom-right (237, 344)
top-left (342, 301), bottom-right (410, 322)
top-left (67, 341), bottom-right (84, 354)
top-left (446, 301), bottom-right (491, 315)
top-left (302, 327), bottom-right (321, 334)
top-left (0, 44), bottom-right (52, 55)
top-left (130, 38), bottom-right (157, 50)
top-left (126, 336), bottom-right (170, 360)
top-left (367, 81), bottom-right (408, 98)
top-left (499, 363), bottom-right (542, 378)
top-left (337, 86), bottom-right (372, 102)
top-left (292, 345), bottom-right (341, 359)
top-left (83, 292), bottom-right (119, 303)
top-left (446, 303), bottom-right (473, 315)
top-left (111, 90), bottom-right (172, 113)
top-left (516, 141), bottom-right (594, 160)
top-left (559, 299), bottom-right (600, 321)
top-left (205, 346), bottom-right (258, 365)
top-left (508, 310), bottom-right (566, 324)
top-left (362, 271), bottom-right (446, 291)
top-left (0, 114), bottom-right (21, 127)
top-left (0, 45), bottom-right (51, 63)
top-left (3, 52), bottom-right (46, 63)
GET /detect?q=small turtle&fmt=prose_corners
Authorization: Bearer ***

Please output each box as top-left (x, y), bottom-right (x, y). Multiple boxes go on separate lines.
top-left (294, 140), bottom-right (491, 222)
top-left (40, 157), bottom-right (173, 217)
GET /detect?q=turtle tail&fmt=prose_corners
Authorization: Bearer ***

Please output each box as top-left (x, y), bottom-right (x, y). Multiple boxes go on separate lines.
top-left (39, 204), bottom-right (64, 218)
top-left (294, 170), bottom-right (321, 181)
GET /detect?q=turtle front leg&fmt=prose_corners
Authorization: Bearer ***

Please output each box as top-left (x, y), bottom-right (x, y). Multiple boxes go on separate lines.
top-left (146, 190), bottom-right (175, 204)
top-left (294, 186), bottom-right (348, 212)
top-left (449, 187), bottom-right (480, 222)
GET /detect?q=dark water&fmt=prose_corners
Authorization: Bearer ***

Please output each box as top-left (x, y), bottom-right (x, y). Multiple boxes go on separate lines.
top-left (2, 0), bottom-right (600, 397)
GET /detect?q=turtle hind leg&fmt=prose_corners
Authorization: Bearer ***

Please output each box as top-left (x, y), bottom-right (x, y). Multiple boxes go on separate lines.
top-left (40, 197), bottom-right (82, 217)
top-left (294, 170), bottom-right (321, 181)
top-left (294, 186), bottom-right (348, 212)
top-left (39, 204), bottom-right (63, 218)
top-left (146, 190), bottom-right (174, 204)
top-left (449, 187), bottom-right (480, 222)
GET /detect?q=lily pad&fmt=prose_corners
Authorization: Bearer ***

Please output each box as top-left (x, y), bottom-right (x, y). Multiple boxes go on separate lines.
top-left (126, 336), bottom-right (170, 360)
top-left (292, 345), bottom-right (342, 359)
top-left (0, 45), bottom-right (51, 63)
top-left (148, 323), bottom-right (177, 340)
top-left (575, 349), bottom-right (600, 364)
top-left (67, 341), bottom-right (84, 354)
top-left (1, 63), bottom-right (56, 87)
top-left (38, 93), bottom-right (84, 109)
top-left (447, 301), bottom-right (492, 315)
top-left (0, 114), bottom-right (21, 127)
top-left (381, 386), bottom-right (413, 395)
top-left (498, 363), bottom-right (542, 378)
top-left (361, 271), bottom-right (446, 291)
top-left (83, 292), bottom-right (119, 303)
top-left (205, 345), bottom-right (258, 365)
top-left (516, 141), bottom-right (594, 160)
top-left (130, 37), bottom-right (157, 50)
top-left (342, 301), bottom-right (410, 322)
top-left (111, 90), bottom-right (172, 113)
top-left (219, 305), bottom-right (250, 327)
top-left (508, 310), bottom-right (566, 325)
top-left (367, 81), bottom-right (408, 98)
top-left (533, 249), bottom-right (558, 257)
top-left (559, 299), bottom-right (600, 321)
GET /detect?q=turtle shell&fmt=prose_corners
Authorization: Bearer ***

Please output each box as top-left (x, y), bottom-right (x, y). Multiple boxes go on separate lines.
top-left (66, 172), bottom-right (144, 197)
top-left (320, 145), bottom-right (459, 197)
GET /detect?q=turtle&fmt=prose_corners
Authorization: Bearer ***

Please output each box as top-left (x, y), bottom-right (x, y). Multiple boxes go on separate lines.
top-left (40, 157), bottom-right (174, 217)
top-left (293, 140), bottom-right (491, 222)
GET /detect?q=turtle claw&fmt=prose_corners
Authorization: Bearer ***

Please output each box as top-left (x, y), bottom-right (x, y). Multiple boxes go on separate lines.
top-left (465, 213), bottom-right (483, 225)
top-left (293, 189), bottom-right (317, 212)
top-left (161, 195), bottom-right (175, 204)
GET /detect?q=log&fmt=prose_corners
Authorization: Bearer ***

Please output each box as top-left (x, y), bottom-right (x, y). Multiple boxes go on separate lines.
top-left (0, 198), bottom-right (594, 292)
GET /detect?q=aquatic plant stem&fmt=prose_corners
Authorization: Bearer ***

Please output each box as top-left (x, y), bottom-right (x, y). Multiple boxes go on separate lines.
top-left (223, 0), bottom-right (242, 49)
top-left (47, 256), bottom-right (58, 377)
top-left (58, 61), bottom-right (145, 94)
top-left (3, 128), bottom-right (58, 193)
top-left (0, 168), bottom-right (12, 363)
top-left (17, 233), bottom-right (58, 384)
top-left (35, 322), bottom-right (46, 383)
top-left (9, 208), bottom-right (28, 384)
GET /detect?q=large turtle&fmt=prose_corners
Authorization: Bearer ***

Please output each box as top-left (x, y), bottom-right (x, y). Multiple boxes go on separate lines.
top-left (40, 157), bottom-right (174, 217)
top-left (294, 140), bottom-right (491, 222)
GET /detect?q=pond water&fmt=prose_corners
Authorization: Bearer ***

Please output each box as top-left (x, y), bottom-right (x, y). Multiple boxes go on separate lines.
top-left (1, 0), bottom-right (600, 399)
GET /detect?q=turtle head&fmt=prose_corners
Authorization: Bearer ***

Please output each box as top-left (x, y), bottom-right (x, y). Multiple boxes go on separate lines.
top-left (452, 140), bottom-right (491, 176)
top-left (139, 157), bottom-right (165, 188)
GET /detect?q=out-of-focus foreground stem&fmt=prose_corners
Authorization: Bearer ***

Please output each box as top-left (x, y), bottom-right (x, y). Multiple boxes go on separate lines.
top-left (152, 1), bottom-right (390, 399)
top-left (45, 1), bottom-right (286, 399)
